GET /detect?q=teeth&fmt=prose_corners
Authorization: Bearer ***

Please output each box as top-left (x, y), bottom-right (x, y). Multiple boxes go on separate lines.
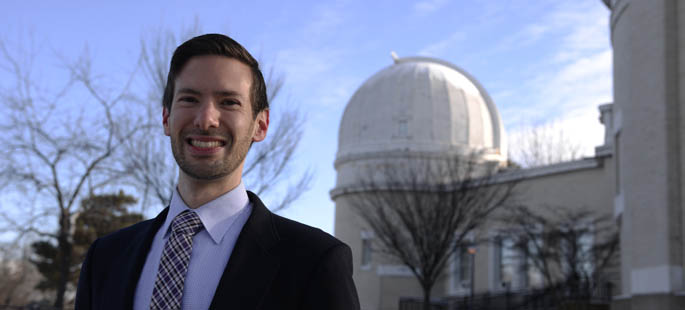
top-left (190, 140), bottom-right (222, 148)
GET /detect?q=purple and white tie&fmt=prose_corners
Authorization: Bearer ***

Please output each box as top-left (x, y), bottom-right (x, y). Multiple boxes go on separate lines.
top-left (150, 210), bottom-right (204, 310)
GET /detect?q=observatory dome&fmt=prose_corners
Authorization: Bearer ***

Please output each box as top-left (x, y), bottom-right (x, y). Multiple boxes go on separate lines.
top-left (336, 56), bottom-right (507, 167)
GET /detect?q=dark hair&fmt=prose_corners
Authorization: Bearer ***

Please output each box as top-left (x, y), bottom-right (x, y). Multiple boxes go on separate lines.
top-left (162, 33), bottom-right (268, 117)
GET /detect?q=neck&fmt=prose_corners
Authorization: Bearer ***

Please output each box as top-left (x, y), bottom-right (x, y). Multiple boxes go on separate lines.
top-left (176, 170), bottom-right (243, 209)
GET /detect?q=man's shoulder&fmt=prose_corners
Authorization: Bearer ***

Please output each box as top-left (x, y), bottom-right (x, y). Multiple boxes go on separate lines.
top-left (269, 212), bottom-right (346, 255)
top-left (95, 214), bottom-right (160, 249)
top-left (246, 191), bottom-right (344, 253)
top-left (270, 213), bottom-right (341, 246)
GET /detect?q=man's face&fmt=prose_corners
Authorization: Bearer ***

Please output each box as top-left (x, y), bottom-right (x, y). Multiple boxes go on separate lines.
top-left (163, 55), bottom-right (268, 181)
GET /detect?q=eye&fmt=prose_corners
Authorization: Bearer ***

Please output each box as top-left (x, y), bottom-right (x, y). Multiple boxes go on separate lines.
top-left (178, 96), bottom-right (198, 104)
top-left (221, 99), bottom-right (240, 106)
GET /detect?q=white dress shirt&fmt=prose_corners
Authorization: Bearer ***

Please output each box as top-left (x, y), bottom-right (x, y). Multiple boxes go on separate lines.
top-left (133, 182), bottom-right (252, 310)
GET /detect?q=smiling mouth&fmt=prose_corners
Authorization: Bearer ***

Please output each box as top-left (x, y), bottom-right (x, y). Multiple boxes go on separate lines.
top-left (187, 138), bottom-right (226, 148)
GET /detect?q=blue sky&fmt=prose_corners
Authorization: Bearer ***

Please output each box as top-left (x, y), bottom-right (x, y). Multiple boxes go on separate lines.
top-left (3, 0), bottom-right (613, 234)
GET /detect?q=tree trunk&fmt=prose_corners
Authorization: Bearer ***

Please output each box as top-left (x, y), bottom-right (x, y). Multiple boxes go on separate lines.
top-left (54, 212), bottom-right (72, 310)
top-left (422, 284), bottom-right (433, 310)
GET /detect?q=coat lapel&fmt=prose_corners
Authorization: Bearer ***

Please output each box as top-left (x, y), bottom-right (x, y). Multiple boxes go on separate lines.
top-left (117, 207), bottom-right (169, 309)
top-left (209, 192), bottom-right (281, 309)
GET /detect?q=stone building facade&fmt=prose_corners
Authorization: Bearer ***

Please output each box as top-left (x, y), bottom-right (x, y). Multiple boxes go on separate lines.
top-left (331, 1), bottom-right (685, 309)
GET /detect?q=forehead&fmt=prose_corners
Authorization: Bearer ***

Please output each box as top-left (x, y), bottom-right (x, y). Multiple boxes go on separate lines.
top-left (174, 55), bottom-right (253, 93)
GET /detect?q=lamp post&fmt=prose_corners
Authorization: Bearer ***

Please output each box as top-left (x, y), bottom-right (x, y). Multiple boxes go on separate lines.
top-left (468, 247), bottom-right (477, 308)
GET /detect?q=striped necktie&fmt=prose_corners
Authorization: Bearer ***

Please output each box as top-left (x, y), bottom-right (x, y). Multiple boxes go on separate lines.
top-left (150, 210), bottom-right (204, 310)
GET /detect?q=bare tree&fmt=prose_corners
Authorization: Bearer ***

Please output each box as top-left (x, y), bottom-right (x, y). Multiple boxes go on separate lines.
top-left (508, 121), bottom-right (583, 167)
top-left (501, 205), bottom-right (619, 296)
top-left (0, 38), bottom-right (141, 309)
top-left (124, 26), bottom-right (311, 211)
top-left (346, 153), bottom-right (516, 310)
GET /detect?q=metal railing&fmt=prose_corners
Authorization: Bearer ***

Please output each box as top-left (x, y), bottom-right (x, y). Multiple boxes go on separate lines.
top-left (399, 282), bottom-right (613, 310)
top-left (0, 305), bottom-right (70, 310)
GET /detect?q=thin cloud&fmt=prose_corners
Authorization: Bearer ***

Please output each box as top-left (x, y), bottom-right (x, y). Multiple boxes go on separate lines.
top-left (554, 16), bottom-right (609, 62)
top-left (414, 0), bottom-right (449, 16)
top-left (305, 1), bottom-right (347, 39)
top-left (508, 48), bottom-right (612, 157)
top-left (418, 31), bottom-right (465, 57)
top-left (505, 49), bottom-right (612, 126)
top-left (318, 76), bottom-right (358, 107)
top-left (275, 47), bottom-right (345, 86)
top-left (502, 2), bottom-right (612, 158)
top-left (517, 23), bottom-right (552, 46)
top-left (273, 46), bottom-right (358, 109)
top-left (497, 2), bottom-right (607, 52)
top-left (273, 0), bottom-right (351, 87)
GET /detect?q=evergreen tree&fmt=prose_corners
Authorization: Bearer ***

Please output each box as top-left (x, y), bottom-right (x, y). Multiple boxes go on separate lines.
top-left (31, 191), bottom-right (142, 293)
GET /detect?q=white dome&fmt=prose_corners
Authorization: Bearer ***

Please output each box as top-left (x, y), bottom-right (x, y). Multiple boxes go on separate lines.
top-left (336, 56), bottom-right (507, 166)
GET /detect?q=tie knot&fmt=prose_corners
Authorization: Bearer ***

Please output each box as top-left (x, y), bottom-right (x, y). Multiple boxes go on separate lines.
top-left (170, 210), bottom-right (203, 236)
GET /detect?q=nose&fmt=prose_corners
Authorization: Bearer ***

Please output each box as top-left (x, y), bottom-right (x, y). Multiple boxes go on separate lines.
top-left (193, 101), bottom-right (220, 130)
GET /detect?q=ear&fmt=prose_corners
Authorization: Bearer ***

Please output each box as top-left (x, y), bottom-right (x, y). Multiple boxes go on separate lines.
top-left (252, 109), bottom-right (269, 142)
top-left (162, 107), bottom-right (171, 136)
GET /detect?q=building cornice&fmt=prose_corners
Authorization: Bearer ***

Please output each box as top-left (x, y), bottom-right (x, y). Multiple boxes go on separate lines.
top-left (492, 158), bottom-right (604, 183)
top-left (334, 148), bottom-right (505, 169)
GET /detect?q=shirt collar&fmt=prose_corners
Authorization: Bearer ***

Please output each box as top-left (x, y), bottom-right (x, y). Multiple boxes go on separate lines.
top-left (164, 181), bottom-right (250, 244)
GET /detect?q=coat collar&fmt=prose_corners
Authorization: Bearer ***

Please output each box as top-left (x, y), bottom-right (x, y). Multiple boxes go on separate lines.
top-left (209, 191), bottom-right (281, 309)
top-left (121, 207), bottom-right (169, 309)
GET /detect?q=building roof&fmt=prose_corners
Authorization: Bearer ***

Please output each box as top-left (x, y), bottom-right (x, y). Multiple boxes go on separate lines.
top-left (336, 56), bottom-right (506, 163)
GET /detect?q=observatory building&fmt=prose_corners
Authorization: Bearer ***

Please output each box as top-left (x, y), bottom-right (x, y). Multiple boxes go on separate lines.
top-left (331, 1), bottom-right (685, 309)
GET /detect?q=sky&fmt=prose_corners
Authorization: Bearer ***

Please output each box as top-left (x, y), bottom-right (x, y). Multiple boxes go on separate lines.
top-left (2, 0), bottom-right (613, 235)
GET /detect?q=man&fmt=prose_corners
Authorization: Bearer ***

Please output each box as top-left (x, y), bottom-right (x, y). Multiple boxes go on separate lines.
top-left (75, 34), bottom-right (359, 310)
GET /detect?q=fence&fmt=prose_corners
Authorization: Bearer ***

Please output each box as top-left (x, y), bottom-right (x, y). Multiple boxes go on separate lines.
top-left (0, 305), bottom-right (70, 310)
top-left (399, 282), bottom-right (613, 310)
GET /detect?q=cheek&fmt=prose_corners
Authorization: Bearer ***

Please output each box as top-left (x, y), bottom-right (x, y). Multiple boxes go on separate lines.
top-left (167, 114), bottom-right (190, 132)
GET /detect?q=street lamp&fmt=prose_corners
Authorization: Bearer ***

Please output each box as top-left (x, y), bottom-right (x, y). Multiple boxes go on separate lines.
top-left (468, 247), bottom-right (477, 303)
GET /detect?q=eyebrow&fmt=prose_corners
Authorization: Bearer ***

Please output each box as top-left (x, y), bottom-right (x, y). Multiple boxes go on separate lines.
top-left (177, 88), bottom-right (243, 98)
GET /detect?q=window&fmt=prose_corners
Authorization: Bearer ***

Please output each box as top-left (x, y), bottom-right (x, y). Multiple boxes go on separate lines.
top-left (525, 239), bottom-right (544, 288)
top-left (494, 236), bottom-right (532, 290)
top-left (499, 237), bottom-right (519, 288)
top-left (451, 246), bottom-right (473, 293)
top-left (398, 119), bottom-right (408, 137)
top-left (560, 225), bottom-right (594, 279)
top-left (458, 247), bottom-right (472, 285)
top-left (360, 231), bottom-right (374, 269)
top-left (361, 238), bottom-right (372, 267)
